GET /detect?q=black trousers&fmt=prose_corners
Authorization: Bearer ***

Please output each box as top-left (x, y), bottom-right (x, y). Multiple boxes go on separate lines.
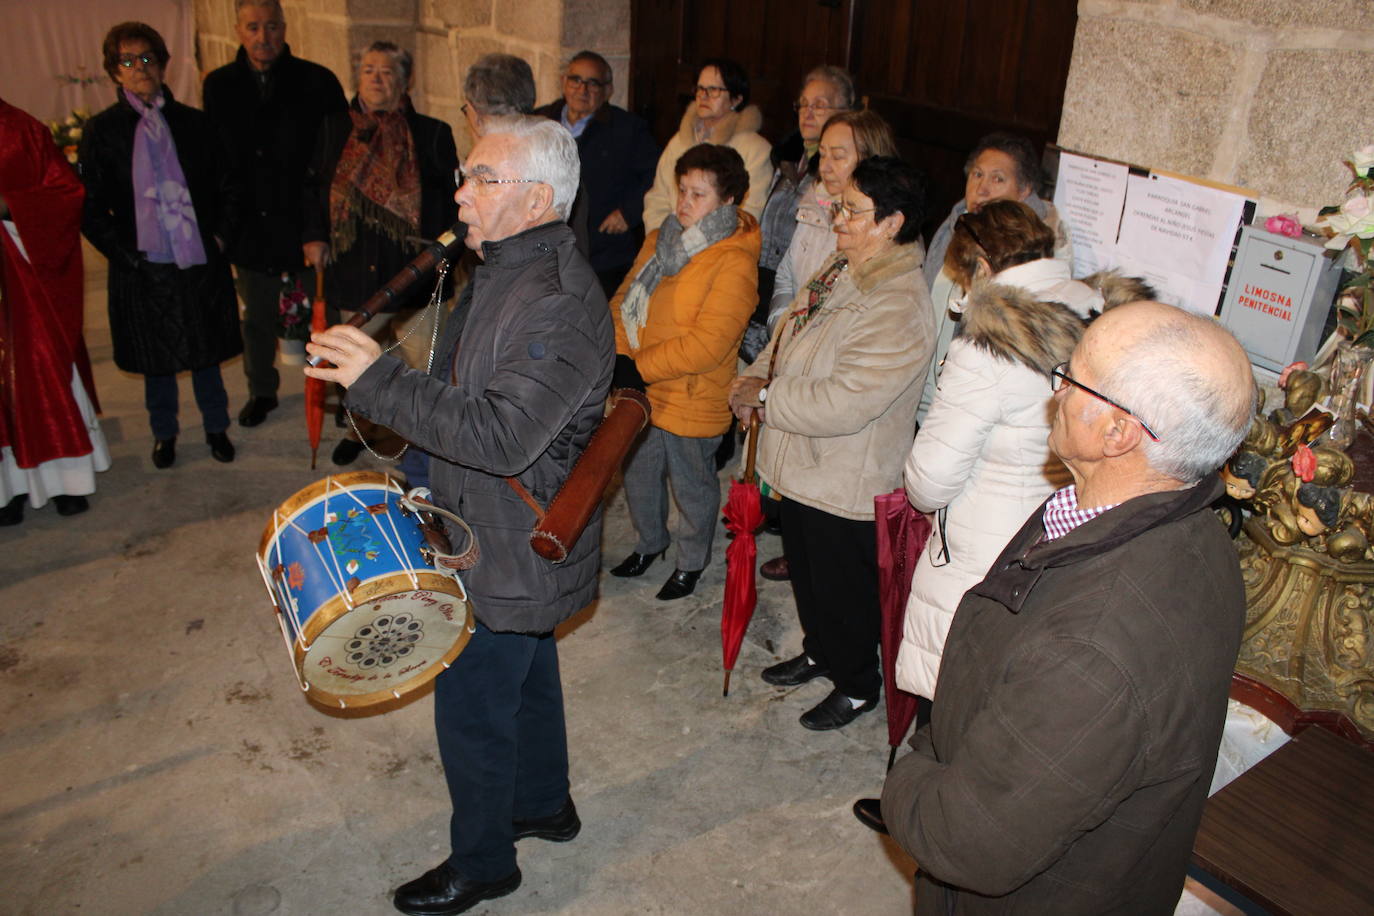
top-left (780, 496), bottom-right (881, 700)
top-left (434, 621), bottom-right (569, 881)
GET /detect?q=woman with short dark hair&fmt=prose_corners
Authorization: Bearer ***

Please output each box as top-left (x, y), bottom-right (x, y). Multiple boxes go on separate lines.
top-left (642, 58), bottom-right (773, 230)
top-left (80, 21), bottom-right (242, 469)
top-left (729, 156), bottom-right (935, 729)
top-left (609, 144), bottom-right (761, 600)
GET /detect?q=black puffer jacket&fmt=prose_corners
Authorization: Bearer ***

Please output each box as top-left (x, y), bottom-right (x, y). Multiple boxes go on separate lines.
top-left (78, 90), bottom-right (243, 375)
top-left (203, 45), bottom-right (346, 272)
top-left (346, 221), bottom-right (615, 632)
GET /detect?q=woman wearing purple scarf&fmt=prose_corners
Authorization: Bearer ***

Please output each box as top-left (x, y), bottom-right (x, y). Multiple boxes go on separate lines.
top-left (79, 22), bottom-right (242, 469)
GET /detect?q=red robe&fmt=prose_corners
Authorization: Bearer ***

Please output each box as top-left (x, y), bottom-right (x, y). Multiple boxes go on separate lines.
top-left (0, 97), bottom-right (99, 467)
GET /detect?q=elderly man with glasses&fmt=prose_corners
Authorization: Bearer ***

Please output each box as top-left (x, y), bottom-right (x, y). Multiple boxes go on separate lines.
top-left (307, 116), bottom-right (613, 916)
top-left (872, 301), bottom-right (1258, 915)
top-left (535, 50), bottom-right (658, 298)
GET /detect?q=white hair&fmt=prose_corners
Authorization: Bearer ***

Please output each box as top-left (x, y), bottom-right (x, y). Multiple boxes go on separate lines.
top-left (489, 116), bottom-right (580, 221)
top-left (1098, 311), bottom-right (1256, 484)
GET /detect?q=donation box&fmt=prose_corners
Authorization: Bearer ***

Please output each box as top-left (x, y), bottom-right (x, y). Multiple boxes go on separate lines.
top-left (1219, 226), bottom-right (1342, 373)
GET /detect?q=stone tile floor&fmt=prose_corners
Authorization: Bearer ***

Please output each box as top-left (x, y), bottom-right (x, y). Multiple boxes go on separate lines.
top-left (0, 245), bottom-right (919, 915)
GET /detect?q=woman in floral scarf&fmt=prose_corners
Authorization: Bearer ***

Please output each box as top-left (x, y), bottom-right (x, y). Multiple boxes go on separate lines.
top-left (301, 41), bottom-right (458, 468)
top-left (80, 21), bottom-right (242, 470)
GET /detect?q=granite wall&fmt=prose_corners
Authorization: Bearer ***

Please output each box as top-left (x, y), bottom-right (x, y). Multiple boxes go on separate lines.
top-left (1058, 0), bottom-right (1374, 217)
top-left (192, 0), bottom-right (631, 156)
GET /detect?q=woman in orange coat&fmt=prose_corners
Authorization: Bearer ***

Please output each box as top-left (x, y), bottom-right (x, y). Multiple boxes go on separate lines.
top-left (609, 143), bottom-right (760, 600)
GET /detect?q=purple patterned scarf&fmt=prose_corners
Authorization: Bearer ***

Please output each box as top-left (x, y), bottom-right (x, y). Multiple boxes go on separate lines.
top-left (125, 89), bottom-right (205, 268)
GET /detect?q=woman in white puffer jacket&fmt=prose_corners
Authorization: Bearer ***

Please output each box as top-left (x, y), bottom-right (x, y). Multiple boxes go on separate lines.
top-left (894, 200), bottom-right (1103, 704)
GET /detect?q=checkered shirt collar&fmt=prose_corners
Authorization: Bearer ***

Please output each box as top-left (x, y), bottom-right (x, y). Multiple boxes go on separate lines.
top-left (1041, 485), bottom-right (1118, 541)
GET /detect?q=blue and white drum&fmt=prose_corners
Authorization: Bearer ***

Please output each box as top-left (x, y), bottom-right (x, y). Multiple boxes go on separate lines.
top-left (257, 471), bottom-right (473, 710)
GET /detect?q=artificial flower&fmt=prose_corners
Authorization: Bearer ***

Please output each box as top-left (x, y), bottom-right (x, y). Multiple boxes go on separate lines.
top-left (1265, 214), bottom-right (1302, 238)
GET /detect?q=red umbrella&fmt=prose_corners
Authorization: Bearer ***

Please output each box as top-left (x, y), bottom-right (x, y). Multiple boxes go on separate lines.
top-left (874, 488), bottom-right (932, 769)
top-left (720, 415), bottom-right (764, 696)
top-left (305, 269), bottom-right (328, 469)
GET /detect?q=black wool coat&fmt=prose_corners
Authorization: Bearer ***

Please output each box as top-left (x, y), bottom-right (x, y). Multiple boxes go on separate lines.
top-left (78, 90), bottom-right (243, 376)
top-left (301, 101), bottom-right (459, 313)
top-left (534, 101), bottom-right (658, 273)
top-left (203, 45), bottom-right (347, 272)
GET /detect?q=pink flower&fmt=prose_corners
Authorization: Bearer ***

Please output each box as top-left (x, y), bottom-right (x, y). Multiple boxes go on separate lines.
top-left (1265, 214), bottom-right (1302, 238)
top-left (1292, 444), bottom-right (1317, 483)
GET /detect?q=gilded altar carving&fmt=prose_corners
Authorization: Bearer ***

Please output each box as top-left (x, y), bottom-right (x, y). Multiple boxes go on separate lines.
top-left (1226, 363), bottom-right (1374, 740)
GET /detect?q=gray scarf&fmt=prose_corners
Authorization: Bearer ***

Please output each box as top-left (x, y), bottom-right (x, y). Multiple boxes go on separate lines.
top-left (621, 205), bottom-right (738, 349)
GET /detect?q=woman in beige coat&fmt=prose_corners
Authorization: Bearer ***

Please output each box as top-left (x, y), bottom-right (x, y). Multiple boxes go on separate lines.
top-left (730, 157), bottom-right (934, 730)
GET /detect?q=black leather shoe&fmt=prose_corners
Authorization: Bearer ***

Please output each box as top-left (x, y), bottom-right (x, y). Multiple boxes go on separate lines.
top-left (152, 437), bottom-right (176, 469)
top-left (53, 495), bottom-right (89, 516)
top-left (513, 796), bottom-right (581, 842)
top-left (206, 431), bottom-right (235, 463)
top-left (0, 494), bottom-right (24, 526)
top-left (609, 548), bottom-right (665, 577)
top-left (332, 438), bottom-right (365, 466)
top-left (761, 653), bottom-right (829, 687)
top-left (800, 688), bottom-right (877, 731)
top-left (853, 797), bottom-right (889, 835)
top-left (656, 567), bottom-right (701, 600)
top-left (237, 396), bottom-right (278, 427)
top-left (393, 863), bottom-right (521, 916)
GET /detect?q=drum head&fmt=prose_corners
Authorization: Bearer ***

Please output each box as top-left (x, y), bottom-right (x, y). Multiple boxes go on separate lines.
top-left (297, 572), bottom-right (473, 710)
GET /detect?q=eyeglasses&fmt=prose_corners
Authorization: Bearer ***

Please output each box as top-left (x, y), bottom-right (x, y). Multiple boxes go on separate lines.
top-left (832, 200), bottom-right (876, 220)
top-left (565, 74), bottom-right (608, 90)
top-left (793, 99), bottom-right (836, 112)
top-left (695, 84), bottom-right (728, 99)
top-left (455, 168), bottom-right (541, 192)
top-left (1049, 362), bottom-right (1161, 441)
top-left (118, 54), bottom-right (157, 69)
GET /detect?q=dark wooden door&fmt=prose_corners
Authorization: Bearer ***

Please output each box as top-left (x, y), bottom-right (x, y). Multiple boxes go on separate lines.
top-left (629, 0), bottom-right (1078, 236)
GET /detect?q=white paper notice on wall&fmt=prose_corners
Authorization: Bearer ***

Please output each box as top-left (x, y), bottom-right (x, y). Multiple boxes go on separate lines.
top-left (1114, 173), bottom-right (1248, 316)
top-left (1052, 152), bottom-right (1129, 278)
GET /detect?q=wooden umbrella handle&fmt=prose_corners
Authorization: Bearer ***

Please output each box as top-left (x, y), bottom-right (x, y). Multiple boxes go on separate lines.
top-left (744, 413), bottom-right (760, 485)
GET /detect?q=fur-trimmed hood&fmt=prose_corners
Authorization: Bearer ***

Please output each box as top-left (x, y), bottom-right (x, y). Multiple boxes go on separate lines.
top-left (957, 281), bottom-right (1087, 376)
top-left (1081, 269), bottom-right (1158, 312)
top-left (676, 102), bottom-right (765, 146)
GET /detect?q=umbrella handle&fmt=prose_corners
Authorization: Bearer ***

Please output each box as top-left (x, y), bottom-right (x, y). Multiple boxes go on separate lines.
top-left (315, 266), bottom-right (324, 301)
top-left (744, 414), bottom-right (759, 485)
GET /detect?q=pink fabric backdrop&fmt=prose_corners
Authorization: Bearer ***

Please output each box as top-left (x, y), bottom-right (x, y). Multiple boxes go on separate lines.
top-left (0, 0), bottom-right (199, 123)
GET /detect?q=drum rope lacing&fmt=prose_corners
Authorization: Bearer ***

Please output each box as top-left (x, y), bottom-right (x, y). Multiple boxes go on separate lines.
top-left (343, 259), bottom-right (452, 462)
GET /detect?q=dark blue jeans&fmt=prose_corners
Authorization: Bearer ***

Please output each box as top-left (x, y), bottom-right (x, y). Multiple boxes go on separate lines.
top-left (143, 365), bottom-right (230, 440)
top-left (435, 621), bottom-right (569, 881)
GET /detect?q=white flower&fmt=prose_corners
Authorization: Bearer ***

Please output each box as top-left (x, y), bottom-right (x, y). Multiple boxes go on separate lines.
top-left (1319, 192), bottom-right (1374, 248)
top-left (1350, 145), bottom-right (1374, 179)
top-left (65, 114), bottom-right (78, 126)
top-left (69, 127), bottom-right (82, 140)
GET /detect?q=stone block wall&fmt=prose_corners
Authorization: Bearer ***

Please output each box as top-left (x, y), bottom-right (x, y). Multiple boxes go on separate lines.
top-left (1059, 0), bottom-right (1374, 218)
top-left (194, 0), bottom-right (629, 157)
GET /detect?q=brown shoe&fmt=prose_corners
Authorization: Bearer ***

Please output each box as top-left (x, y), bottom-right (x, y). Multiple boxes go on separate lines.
top-left (759, 556), bottom-right (789, 581)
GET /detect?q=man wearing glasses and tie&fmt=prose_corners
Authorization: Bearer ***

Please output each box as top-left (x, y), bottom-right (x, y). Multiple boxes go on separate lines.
top-left (536, 51), bottom-right (659, 298)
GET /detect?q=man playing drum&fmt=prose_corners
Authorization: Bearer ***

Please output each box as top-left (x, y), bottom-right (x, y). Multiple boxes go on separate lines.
top-left (306, 116), bottom-right (614, 915)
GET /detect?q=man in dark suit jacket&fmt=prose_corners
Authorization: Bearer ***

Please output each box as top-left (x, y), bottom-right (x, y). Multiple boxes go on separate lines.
top-left (202, 0), bottom-right (346, 427)
top-left (534, 50), bottom-right (658, 299)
